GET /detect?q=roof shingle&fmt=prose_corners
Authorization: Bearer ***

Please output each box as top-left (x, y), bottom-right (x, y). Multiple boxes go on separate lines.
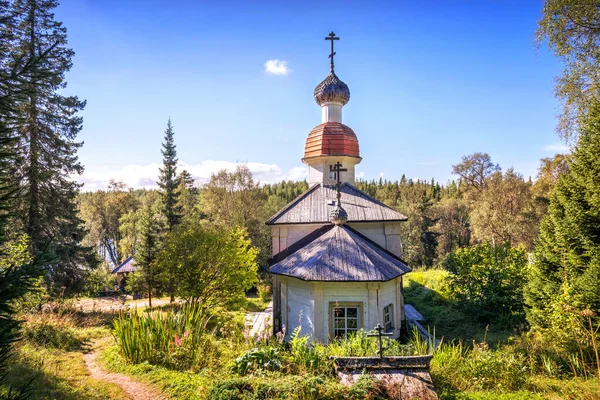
top-left (266, 183), bottom-right (407, 225)
top-left (268, 224), bottom-right (410, 281)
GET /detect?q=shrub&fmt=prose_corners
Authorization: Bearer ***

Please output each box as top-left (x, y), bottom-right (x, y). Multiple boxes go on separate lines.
top-left (112, 302), bottom-right (215, 370)
top-left (444, 243), bottom-right (528, 327)
top-left (232, 346), bottom-right (283, 375)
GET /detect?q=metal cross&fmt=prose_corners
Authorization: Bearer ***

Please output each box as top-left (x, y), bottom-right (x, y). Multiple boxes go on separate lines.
top-left (329, 161), bottom-right (347, 206)
top-left (325, 31), bottom-right (339, 73)
top-left (367, 323), bottom-right (394, 358)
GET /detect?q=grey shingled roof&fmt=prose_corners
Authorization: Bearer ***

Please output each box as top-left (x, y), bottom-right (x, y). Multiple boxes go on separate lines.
top-left (269, 224), bottom-right (410, 281)
top-left (111, 257), bottom-right (136, 274)
top-left (266, 183), bottom-right (407, 225)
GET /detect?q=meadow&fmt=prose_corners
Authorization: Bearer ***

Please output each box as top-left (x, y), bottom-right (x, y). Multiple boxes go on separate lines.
top-left (2, 271), bottom-right (598, 399)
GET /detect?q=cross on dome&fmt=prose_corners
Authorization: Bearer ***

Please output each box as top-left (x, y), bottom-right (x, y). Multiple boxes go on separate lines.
top-left (325, 31), bottom-right (339, 73)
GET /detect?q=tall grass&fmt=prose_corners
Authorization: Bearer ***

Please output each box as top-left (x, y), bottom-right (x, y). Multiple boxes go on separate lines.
top-left (113, 302), bottom-right (214, 370)
top-left (324, 330), bottom-right (415, 357)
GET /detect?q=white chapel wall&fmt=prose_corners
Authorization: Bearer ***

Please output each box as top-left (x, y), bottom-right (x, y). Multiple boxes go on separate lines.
top-left (284, 277), bottom-right (315, 339)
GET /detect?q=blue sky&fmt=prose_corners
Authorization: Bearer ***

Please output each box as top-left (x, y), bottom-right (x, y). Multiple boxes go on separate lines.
top-left (56, 0), bottom-right (566, 190)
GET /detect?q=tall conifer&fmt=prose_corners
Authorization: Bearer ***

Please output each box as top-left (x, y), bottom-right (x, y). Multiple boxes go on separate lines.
top-left (158, 118), bottom-right (180, 231)
top-left (525, 101), bottom-right (600, 332)
top-left (7, 0), bottom-right (94, 290)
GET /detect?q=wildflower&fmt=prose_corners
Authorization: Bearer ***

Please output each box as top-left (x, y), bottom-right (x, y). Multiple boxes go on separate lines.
top-left (174, 334), bottom-right (182, 347)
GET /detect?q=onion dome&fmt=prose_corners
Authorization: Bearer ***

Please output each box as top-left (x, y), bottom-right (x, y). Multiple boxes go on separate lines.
top-left (303, 122), bottom-right (360, 160)
top-left (329, 205), bottom-right (348, 225)
top-left (314, 73), bottom-right (350, 106)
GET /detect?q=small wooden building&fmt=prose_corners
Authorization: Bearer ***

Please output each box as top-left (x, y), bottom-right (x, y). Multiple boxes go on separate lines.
top-left (111, 257), bottom-right (136, 291)
top-left (267, 34), bottom-right (410, 343)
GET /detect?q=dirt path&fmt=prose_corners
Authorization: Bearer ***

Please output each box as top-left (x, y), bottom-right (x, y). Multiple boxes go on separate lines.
top-left (83, 345), bottom-right (165, 400)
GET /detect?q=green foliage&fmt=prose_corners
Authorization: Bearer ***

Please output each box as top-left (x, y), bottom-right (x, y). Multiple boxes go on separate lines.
top-left (6, 0), bottom-right (95, 292)
top-left (21, 313), bottom-right (102, 351)
top-left (525, 102), bottom-right (600, 357)
top-left (232, 346), bottom-right (283, 375)
top-left (206, 375), bottom-right (371, 400)
top-left (112, 302), bottom-right (215, 370)
top-left (202, 165), bottom-right (272, 267)
top-left (158, 118), bottom-right (181, 231)
top-left (444, 244), bottom-right (528, 327)
top-left (83, 263), bottom-right (117, 296)
top-left (155, 221), bottom-right (258, 306)
top-left (404, 269), bottom-right (513, 343)
top-left (133, 201), bottom-right (166, 306)
top-left (431, 341), bottom-right (528, 392)
top-left (324, 329), bottom-right (415, 358)
top-left (79, 181), bottom-right (139, 268)
top-left (537, 0), bottom-right (600, 141)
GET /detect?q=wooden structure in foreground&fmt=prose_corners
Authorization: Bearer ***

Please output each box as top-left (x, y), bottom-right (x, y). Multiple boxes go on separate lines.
top-left (332, 355), bottom-right (438, 399)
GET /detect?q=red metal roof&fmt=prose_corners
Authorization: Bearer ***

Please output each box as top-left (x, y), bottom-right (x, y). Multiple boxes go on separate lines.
top-left (303, 122), bottom-right (360, 159)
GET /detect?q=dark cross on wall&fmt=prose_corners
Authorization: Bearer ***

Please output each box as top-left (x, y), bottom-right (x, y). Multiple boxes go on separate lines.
top-left (330, 161), bottom-right (347, 207)
top-left (367, 323), bottom-right (394, 358)
top-left (325, 31), bottom-right (339, 73)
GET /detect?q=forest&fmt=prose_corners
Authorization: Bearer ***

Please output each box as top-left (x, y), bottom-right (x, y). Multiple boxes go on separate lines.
top-left (1, 0), bottom-right (600, 399)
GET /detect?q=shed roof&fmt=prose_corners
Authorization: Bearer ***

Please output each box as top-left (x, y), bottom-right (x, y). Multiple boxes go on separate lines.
top-left (266, 183), bottom-right (407, 225)
top-left (268, 224), bottom-right (410, 282)
top-left (111, 257), bottom-right (136, 274)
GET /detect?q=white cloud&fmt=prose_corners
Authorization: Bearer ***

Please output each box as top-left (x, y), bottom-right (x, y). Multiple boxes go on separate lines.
top-left (543, 143), bottom-right (569, 153)
top-left (356, 171), bottom-right (365, 179)
top-left (77, 161), bottom-right (307, 191)
top-left (264, 59), bottom-right (290, 75)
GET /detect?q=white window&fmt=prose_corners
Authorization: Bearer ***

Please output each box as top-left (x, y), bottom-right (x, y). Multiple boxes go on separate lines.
top-left (330, 302), bottom-right (363, 339)
top-left (383, 304), bottom-right (394, 332)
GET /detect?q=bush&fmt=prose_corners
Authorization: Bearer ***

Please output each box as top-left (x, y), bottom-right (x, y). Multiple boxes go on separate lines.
top-left (444, 243), bottom-right (528, 327)
top-left (113, 302), bottom-right (216, 370)
top-left (232, 346), bottom-right (283, 375)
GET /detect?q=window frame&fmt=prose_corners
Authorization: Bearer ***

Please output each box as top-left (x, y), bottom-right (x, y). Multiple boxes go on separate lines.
top-left (329, 301), bottom-right (363, 340)
top-left (383, 303), bottom-right (394, 332)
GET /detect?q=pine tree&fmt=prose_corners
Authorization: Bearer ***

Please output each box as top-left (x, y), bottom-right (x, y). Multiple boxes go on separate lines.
top-left (7, 0), bottom-right (94, 291)
top-left (525, 101), bottom-right (600, 333)
top-left (158, 118), bottom-right (180, 231)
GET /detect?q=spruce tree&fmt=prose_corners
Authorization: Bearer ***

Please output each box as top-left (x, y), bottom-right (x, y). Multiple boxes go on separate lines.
top-left (7, 0), bottom-right (94, 291)
top-left (0, 2), bottom-right (48, 386)
top-left (525, 101), bottom-right (600, 333)
top-left (158, 118), bottom-right (180, 231)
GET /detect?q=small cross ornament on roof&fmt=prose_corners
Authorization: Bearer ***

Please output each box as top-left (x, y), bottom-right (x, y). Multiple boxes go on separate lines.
top-left (325, 31), bottom-right (339, 73)
top-left (329, 161), bottom-right (347, 206)
top-left (367, 323), bottom-right (394, 358)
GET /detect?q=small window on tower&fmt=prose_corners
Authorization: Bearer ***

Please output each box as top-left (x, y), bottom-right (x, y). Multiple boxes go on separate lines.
top-left (383, 304), bottom-right (394, 332)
